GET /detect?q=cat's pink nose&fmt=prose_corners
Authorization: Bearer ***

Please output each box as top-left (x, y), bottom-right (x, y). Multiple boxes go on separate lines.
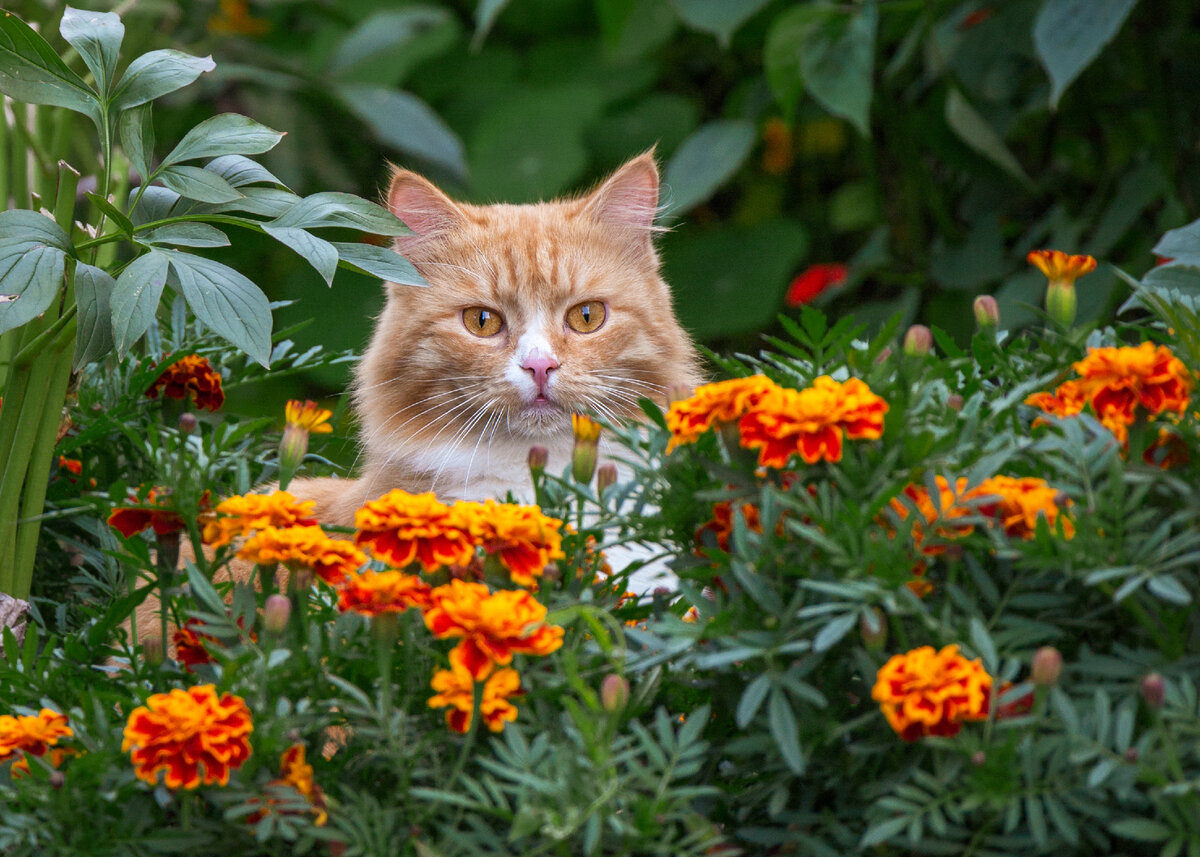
top-left (522, 349), bottom-right (559, 396)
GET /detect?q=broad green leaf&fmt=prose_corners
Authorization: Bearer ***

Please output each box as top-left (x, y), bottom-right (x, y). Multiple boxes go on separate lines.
top-left (327, 6), bottom-right (451, 77)
top-left (60, 6), bottom-right (123, 96)
top-left (0, 8), bottom-right (100, 120)
top-left (0, 212), bottom-right (70, 335)
top-left (195, 187), bottom-right (299, 218)
top-left (333, 242), bottom-right (428, 287)
top-left (262, 225), bottom-right (338, 286)
top-left (1108, 818), bottom-right (1173, 843)
top-left (139, 223), bottom-right (230, 248)
top-left (736, 674), bottom-right (771, 728)
top-left (767, 688), bottom-right (805, 774)
top-left (661, 119), bottom-right (755, 218)
top-left (161, 113), bottom-right (285, 167)
top-left (945, 89), bottom-right (1031, 185)
top-left (119, 103), bottom-right (155, 182)
top-left (1152, 218), bottom-right (1200, 265)
top-left (270, 192), bottom-right (409, 236)
top-left (111, 251), bottom-right (168, 356)
top-left (73, 262), bottom-right (115, 367)
top-left (763, 5), bottom-right (825, 116)
top-left (800, 2), bottom-right (876, 136)
top-left (129, 186), bottom-right (185, 226)
top-left (158, 249), bottom-right (272, 366)
top-left (158, 165), bottom-right (243, 204)
top-left (86, 191), bottom-right (134, 237)
top-left (472, 0), bottom-right (511, 48)
top-left (205, 154), bottom-right (285, 188)
top-left (1034, 0), bottom-right (1138, 108)
top-left (111, 48), bottom-right (215, 111)
top-left (337, 84), bottom-right (466, 180)
top-left (668, 0), bottom-right (772, 47)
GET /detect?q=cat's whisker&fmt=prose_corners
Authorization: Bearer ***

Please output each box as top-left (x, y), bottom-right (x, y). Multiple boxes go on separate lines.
top-left (354, 374), bottom-right (491, 394)
top-left (461, 410), bottom-right (502, 495)
top-left (429, 400), bottom-right (498, 491)
top-left (351, 383), bottom-right (492, 472)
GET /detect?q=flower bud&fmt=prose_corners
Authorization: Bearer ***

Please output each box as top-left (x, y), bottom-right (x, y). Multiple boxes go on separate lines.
top-left (1045, 281), bottom-right (1076, 328)
top-left (49, 771), bottom-right (65, 789)
top-left (1141, 673), bottom-right (1166, 709)
top-left (596, 463), bottom-right (617, 496)
top-left (973, 295), bottom-right (999, 330)
top-left (278, 400), bottom-right (333, 491)
top-left (971, 750), bottom-right (986, 767)
top-left (1124, 747), bottom-right (1140, 763)
top-left (527, 445), bottom-right (548, 476)
top-left (903, 324), bottom-right (933, 357)
top-left (859, 607), bottom-right (887, 651)
top-left (178, 412), bottom-right (198, 434)
top-left (1031, 646), bottom-right (1062, 686)
top-left (600, 674), bottom-right (630, 712)
top-left (263, 594), bottom-right (291, 634)
top-left (947, 394), bottom-right (964, 411)
top-left (571, 414), bottom-right (601, 485)
top-left (142, 636), bottom-right (164, 667)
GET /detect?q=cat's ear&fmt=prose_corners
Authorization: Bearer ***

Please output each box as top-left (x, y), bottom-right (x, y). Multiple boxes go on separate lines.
top-left (582, 151), bottom-right (661, 235)
top-left (387, 167), bottom-right (465, 254)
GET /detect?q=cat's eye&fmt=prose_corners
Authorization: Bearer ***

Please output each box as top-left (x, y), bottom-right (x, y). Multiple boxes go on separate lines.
top-left (462, 307), bottom-right (504, 337)
top-left (565, 301), bottom-right (606, 334)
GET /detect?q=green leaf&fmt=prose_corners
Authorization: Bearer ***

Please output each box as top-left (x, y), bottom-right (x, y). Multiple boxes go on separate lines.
top-left (0, 211), bottom-right (71, 336)
top-left (764, 6), bottom-right (825, 117)
top-left (111, 48), bottom-right (215, 111)
top-left (661, 119), bottom-right (755, 218)
top-left (1109, 818), bottom-right (1173, 843)
top-left (668, 0), bottom-right (772, 47)
top-left (968, 616), bottom-right (999, 673)
top-left (799, 2), bottom-right (876, 136)
top-left (336, 84), bottom-right (466, 180)
top-left (1034, 0), bottom-right (1138, 108)
top-left (736, 674), bottom-right (771, 728)
top-left (262, 225), bottom-right (338, 286)
top-left (861, 816), bottom-right (909, 847)
top-left (111, 251), bottom-right (168, 356)
top-left (1146, 574), bottom-right (1191, 605)
top-left (161, 113), bottom-right (285, 167)
top-left (1152, 218), bottom-right (1200, 265)
top-left (767, 688), bottom-right (805, 774)
top-left (196, 187), bottom-right (299, 219)
top-left (205, 154), bottom-right (285, 188)
top-left (139, 223), bottom-right (230, 248)
top-left (327, 7), bottom-right (452, 77)
top-left (157, 165), bottom-right (243, 204)
top-left (158, 249), bottom-right (272, 366)
top-left (812, 611), bottom-right (857, 652)
top-left (73, 262), bottom-right (114, 368)
top-left (472, 0), bottom-right (511, 48)
top-left (60, 6), bottom-right (123, 96)
top-left (945, 88), bottom-right (1032, 185)
top-left (119, 103), bottom-right (155, 182)
top-left (86, 191), bottom-right (134, 237)
top-left (270, 192), bottom-right (410, 236)
top-left (333, 242), bottom-right (428, 287)
top-left (0, 8), bottom-right (100, 120)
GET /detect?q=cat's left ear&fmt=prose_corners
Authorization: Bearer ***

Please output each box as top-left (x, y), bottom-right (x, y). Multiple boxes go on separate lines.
top-left (582, 151), bottom-right (660, 235)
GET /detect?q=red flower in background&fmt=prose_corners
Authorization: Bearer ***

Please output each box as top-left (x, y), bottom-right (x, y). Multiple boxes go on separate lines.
top-left (785, 264), bottom-right (847, 307)
top-left (147, 354), bottom-right (225, 412)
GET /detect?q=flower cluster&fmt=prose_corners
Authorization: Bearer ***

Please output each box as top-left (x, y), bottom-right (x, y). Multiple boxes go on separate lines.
top-left (146, 354), bottom-right (225, 411)
top-left (0, 709), bottom-right (73, 768)
top-left (872, 645), bottom-right (992, 741)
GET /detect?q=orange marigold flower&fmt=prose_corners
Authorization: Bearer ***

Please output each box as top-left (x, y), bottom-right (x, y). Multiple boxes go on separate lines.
top-left (906, 577), bottom-right (935, 598)
top-left (237, 525), bottom-right (366, 585)
top-left (424, 580), bottom-right (564, 679)
top-left (696, 501), bottom-right (762, 555)
top-left (872, 645), bottom-right (992, 741)
top-left (428, 646), bottom-right (521, 734)
top-left (10, 747), bottom-right (76, 778)
top-left (1026, 249), bottom-right (1097, 284)
top-left (666, 375), bottom-right (779, 452)
top-left (58, 456), bottom-right (82, 476)
top-left (173, 618), bottom-right (215, 670)
top-left (202, 491), bottom-right (317, 548)
top-left (147, 354), bottom-right (225, 411)
top-left (457, 500), bottom-right (566, 586)
top-left (285, 400), bottom-right (333, 434)
top-left (107, 488), bottom-right (196, 538)
top-left (1144, 427), bottom-right (1190, 469)
top-left (208, 0), bottom-right (271, 36)
top-left (970, 475), bottom-right (1074, 540)
top-left (888, 476), bottom-right (976, 555)
top-left (1073, 343), bottom-right (1193, 426)
top-left (354, 490), bottom-right (475, 572)
top-left (1025, 379), bottom-right (1088, 421)
top-left (338, 569), bottom-right (433, 615)
top-left (0, 709), bottom-right (73, 764)
top-left (122, 685), bottom-right (253, 789)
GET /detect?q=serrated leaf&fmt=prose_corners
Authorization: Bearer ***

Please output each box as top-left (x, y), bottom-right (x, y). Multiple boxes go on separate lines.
top-left (336, 84), bottom-right (466, 180)
top-left (661, 119), bottom-right (755, 218)
top-left (270, 192), bottom-right (409, 235)
top-left (60, 6), bottom-right (123, 96)
top-left (205, 154), bottom-right (285, 188)
top-left (162, 113), bottom-right (284, 167)
top-left (262, 225), bottom-right (338, 286)
top-left (668, 0), bottom-right (772, 47)
top-left (1034, 0), bottom-right (1139, 108)
top-left (139, 223), bottom-right (230, 248)
top-left (111, 251), bottom-right (168, 355)
top-left (158, 249), bottom-right (272, 366)
top-left (0, 8), bottom-right (100, 121)
top-left (111, 48), bottom-right (215, 111)
top-left (332, 242), bottom-right (427, 286)
top-left (73, 261), bottom-right (114, 367)
top-left (158, 165), bottom-right (243, 204)
top-left (119, 103), bottom-right (155, 182)
top-left (767, 688), bottom-right (805, 774)
top-left (0, 211), bottom-right (71, 336)
top-left (799, 3), bottom-right (876, 136)
top-left (945, 89), bottom-right (1031, 184)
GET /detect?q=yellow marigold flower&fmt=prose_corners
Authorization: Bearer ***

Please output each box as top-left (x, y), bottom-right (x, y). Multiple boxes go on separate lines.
top-left (202, 491), bottom-right (317, 548)
top-left (571, 413), bottom-right (602, 444)
top-left (354, 489), bottom-right (475, 571)
top-left (428, 646), bottom-right (522, 734)
top-left (147, 354), bottom-right (225, 411)
top-left (424, 580), bottom-right (564, 679)
top-left (0, 709), bottom-right (73, 764)
top-left (1026, 249), bottom-right (1097, 283)
top-left (872, 645), bottom-right (992, 741)
top-left (456, 500), bottom-right (566, 586)
top-left (237, 525), bottom-right (366, 585)
top-left (666, 375), bottom-right (779, 452)
top-left (970, 475), bottom-right (1074, 540)
top-left (285, 400), bottom-right (333, 434)
top-left (1073, 343), bottom-right (1193, 426)
top-left (337, 569), bottom-right (433, 615)
top-left (122, 685), bottom-right (253, 789)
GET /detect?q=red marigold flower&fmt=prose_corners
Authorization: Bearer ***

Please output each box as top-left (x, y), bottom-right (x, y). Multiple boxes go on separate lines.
top-left (871, 645), bottom-right (992, 741)
top-left (147, 354), bottom-right (225, 411)
top-left (666, 375), bottom-right (780, 452)
top-left (173, 619), bottom-right (215, 670)
top-left (696, 500), bottom-right (763, 555)
top-left (456, 500), bottom-right (566, 587)
top-left (424, 580), bottom-right (564, 679)
top-left (107, 488), bottom-right (199, 538)
top-left (337, 569), bottom-right (433, 615)
top-left (58, 457), bottom-right (82, 476)
top-left (246, 744), bottom-right (328, 827)
top-left (237, 525), bottom-right (366, 585)
top-left (122, 685), bottom-right (253, 789)
top-left (785, 263), bottom-right (847, 307)
top-left (354, 490), bottom-right (475, 572)
top-left (202, 491), bottom-right (318, 548)
top-left (1074, 343), bottom-right (1192, 425)
top-left (428, 646), bottom-right (522, 734)
top-left (0, 709), bottom-right (73, 764)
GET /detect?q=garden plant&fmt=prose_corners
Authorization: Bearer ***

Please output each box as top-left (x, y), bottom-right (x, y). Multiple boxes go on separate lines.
top-left (4, 3), bottom-right (1200, 857)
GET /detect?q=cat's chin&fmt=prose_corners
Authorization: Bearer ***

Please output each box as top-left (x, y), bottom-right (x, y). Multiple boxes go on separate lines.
top-left (509, 401), bottom-right (572, 437)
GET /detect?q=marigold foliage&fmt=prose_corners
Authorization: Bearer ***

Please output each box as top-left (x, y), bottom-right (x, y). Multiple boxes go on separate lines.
top-left (337, 569), bottom-right (433, 615)
top-left (202, 491), bottom-right (317, 548)
top-left (872, 645), bottom-right (992, 741)
top-left (237, 525), bottom-right (366, 584)
top-left (428, 646), bottom-right (522, 734)
top-left (146, 354), bottom-right (225, 411)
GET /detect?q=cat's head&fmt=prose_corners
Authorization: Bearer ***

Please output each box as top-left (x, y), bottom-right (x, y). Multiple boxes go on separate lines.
top-left (355, 153), bottom-right (703, 464)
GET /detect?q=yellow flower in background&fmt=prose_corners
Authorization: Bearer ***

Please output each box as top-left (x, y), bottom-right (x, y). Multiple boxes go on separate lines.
top-left (428, 646), bottom-right (522, 734)
top-left (285, 400), bottom-right (333, 434)
top-left (202, 491), bottom-right (317, 548)
top-left (872, 645), bottom-right (992, 741)
top-left (571, 413), bottom-right (601, 483)
top-left (1027, 249), bottom-right (1096, 327)
top-left (0, 709), bottom-right (73, 764)
top-left (237, 525), bottom-right (367, 585)
top-left (971, 476), bottom-right (1074, 540)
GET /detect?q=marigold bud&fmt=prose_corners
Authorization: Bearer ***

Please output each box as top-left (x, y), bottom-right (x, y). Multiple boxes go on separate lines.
top-left (601, 674), bottom-right (630, 712)
top-left (1031, 646), bottom-right (1062, 686)
top-left (278, 423), bottom-right (309, 491)
top-left (596, 462), bottom-right (618, 496)
top-left (527, 445), bottom-right (548, 475)
top-left (571, 414), bottom-right (600, 485)
top-left (178, 411), bottom-right (198, 434)
top-left (1141, 673), bottom-right (1166, 709)
top-left (971, 750), bottom-right (986, 767)
top-left (859, 608), bottom-right (887, 651)
top-left (1045, 281), bottom-right (1076, 328)
top-left (49, 771), bottom-right (65, 789)
top-left (973, 295), bottom-right (999, 330)
top-left (1124, 747), bottom-right (1140, 763)
top-left (947, 394), bottom-right (964, 411)
top-left (264, 593), bottom-right (291, 634)
top-left (903, 324), bottom-right (933, 357)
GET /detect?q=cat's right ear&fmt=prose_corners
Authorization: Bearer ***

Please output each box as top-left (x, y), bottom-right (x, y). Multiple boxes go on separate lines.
top-left (387, 167), bottom-right (465, 255)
